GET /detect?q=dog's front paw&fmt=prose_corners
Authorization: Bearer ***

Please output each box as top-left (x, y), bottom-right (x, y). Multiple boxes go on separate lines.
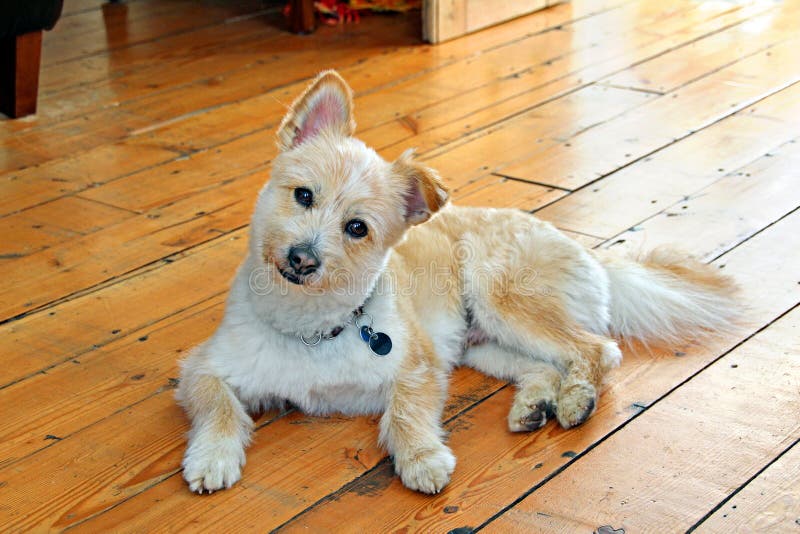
top-left (395, 444), bottom-right (456, 494)
top-left (182, 438), bottom-right (245, 494)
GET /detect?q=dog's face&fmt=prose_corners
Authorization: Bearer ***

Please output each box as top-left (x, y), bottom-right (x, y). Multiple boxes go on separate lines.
top-left (251, 71), bottom-right (449, 300)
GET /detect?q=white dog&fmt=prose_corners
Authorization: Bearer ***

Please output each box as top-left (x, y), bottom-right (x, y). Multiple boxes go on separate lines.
top-left (177, 70), bottom-right (739, 495)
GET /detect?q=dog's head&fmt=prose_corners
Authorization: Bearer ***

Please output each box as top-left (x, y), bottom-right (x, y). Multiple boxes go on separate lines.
top-left (251, 70), bottom-right (449, 301)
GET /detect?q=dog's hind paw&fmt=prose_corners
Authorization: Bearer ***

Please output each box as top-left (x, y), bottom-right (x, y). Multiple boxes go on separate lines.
top-left (556, 381), bottom-right (597, 429)
top-left (508, 397), bottom-right (556, 432)
top-left (182, 438), bottom-right (245, 494)
top-left (396, 444), bottom-right (456, 494)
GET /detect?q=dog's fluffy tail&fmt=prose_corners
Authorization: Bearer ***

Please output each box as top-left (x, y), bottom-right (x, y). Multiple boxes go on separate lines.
top-left (598, 247), bottom-right (740, 346)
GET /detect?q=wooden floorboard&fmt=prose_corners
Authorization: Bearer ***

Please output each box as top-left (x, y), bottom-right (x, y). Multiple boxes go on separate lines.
top-left (0, 0), bottom-right (797, 531)
top-left (693, 440), bottom-right (800, 533)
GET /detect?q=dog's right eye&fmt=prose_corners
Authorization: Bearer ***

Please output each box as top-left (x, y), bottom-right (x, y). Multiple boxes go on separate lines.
top-left (294, 187), bottom-right (313, 207)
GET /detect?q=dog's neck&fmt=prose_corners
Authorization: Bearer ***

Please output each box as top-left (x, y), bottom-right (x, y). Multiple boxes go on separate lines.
top-left (241, 253), bottom-right (387, 339)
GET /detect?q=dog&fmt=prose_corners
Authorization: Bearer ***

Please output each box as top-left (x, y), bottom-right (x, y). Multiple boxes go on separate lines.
top-left (176, 70), bottom-right (739, 495)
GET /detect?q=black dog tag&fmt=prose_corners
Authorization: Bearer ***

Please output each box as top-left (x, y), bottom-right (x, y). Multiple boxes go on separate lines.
top-left (360, 325), bottom-right (392, 356)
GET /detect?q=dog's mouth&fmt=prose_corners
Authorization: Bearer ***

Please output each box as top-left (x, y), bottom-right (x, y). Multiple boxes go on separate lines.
top-left (278, 267), bottom-right (306, 285)
top-left (278, 267), bottom-right (305, 286)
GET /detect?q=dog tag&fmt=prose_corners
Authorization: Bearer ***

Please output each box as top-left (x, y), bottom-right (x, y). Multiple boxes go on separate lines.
top-left (369, 331), bottom-right (392, 356)
top-left (360, 325), bottom-right (392, 356)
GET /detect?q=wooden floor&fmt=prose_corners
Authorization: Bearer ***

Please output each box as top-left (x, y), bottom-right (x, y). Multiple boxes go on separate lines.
top-left (1, 0), bottom-right (798, 531)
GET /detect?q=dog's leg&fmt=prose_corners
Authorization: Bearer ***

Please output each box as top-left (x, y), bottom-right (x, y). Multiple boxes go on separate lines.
top-left (176, 351), bottom-right (253, 493)
top-left (379, 334), bottom-right (455, 494)
top-left (553, 333), bottom-right (621, 428)
top-left (470, 294), bottom-right (621, 429)
top-left (463, 343), bottom-right (562, 431)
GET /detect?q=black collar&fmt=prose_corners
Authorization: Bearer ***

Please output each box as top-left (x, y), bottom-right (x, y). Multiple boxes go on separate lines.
top-left (298, 306), bottom-right (363, 346)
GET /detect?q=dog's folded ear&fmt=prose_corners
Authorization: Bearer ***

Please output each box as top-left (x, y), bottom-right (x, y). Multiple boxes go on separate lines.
top-left (393, 149), bottom-right (451, 225)
top-left (277, 70), bottom-right (356, 151)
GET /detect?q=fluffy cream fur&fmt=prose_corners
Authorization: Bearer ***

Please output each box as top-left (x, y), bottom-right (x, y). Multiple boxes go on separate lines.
top-left (177, 70), bottom-right (740, 495)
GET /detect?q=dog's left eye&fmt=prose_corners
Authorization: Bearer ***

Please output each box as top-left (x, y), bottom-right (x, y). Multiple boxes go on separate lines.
top-left (345, 219), bottom-right (368, 238)
top-left (294, 187), bottom-right (313, 207)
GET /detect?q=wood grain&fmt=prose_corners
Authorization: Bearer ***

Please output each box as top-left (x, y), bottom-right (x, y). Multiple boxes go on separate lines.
top-left (453, 176), bottom-right (566, 211)
top-left (695, 442), bottom-right (800, 533)
top-left (535, 79), bottom-right (800, 237)
top-left (603, 0), bottom-right (800, 94)
top-left (0, 196), bottom-right (134, 258)
top-left (0, 172), bottom-right (259, 321)
top-left (0, 298), bottom-right (225, 465)
top-left (603, 137), bottom-right (800, 261)
top-left (0, 142), bottom-right (178, 209)
top-left (499, 38), bottom-right (800, 191)
top-left (0, 228), bottom-right (246, 386)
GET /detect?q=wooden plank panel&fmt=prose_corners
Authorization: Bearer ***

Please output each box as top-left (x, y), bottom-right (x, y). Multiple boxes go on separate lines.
top-left (39, 0), bottom-right (624, 124)
top-left (80, 130), bottom-right (275, 212)
top-left (24, 0), bottom-right (586, 138)
top-left (0, 391), bottom-right (188, 531)
top-left (68, 192), bottom-right (800, 533)
top-left (0, 11), bottom-right (423, 168)
top-left (452, 176), bottom-right (566, 211)
top-left (603, 0), bottom-right (800, 93)
top-left (483, 308), bottom-right (800, 533)
top-left (36, 17), bottom-right (282, 122)
top-left (1, 0), bottom-right (765, 172)
top-left (4, 0), bottom-right (744, 191)
top-left (366, 0), bottom-right (777, 160)
top-left (603, 138), bottom-right (800, 261)
top-left (39, 12), bottom-right (277, 91)
top-left (143, 0), bottom-right (706, 153)
top-left (30, 0), bottom-right (584, 130)
top-left (535, 80), bottom-right (800, 237)
top-left (0, 142), bottom-right (178, 213)
top-left (0, 230), bottom-right (245, 387)
top-left (0, 297), bottom-right (225, 465)
top-left (420, 84), bottom-right (655, 191)
top-left (498, 38), bottom-right (800, 191)
top-left (80, 0), bottom-right (733, 214)
top-left (45, 0), bottom-right (193, 54)
top-left (0, 170), bottom-right (261, 322)
top-left (695, 443), bottom-right (800, 533)
top-left (0, 197), bottom-right (135, 258)
top-left (19, 0), bottom-right (752, 229)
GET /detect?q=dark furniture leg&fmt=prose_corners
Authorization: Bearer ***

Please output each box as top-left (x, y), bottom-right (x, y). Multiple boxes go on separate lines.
top-left (290, 0), bottom-right (315, 34)
top-left (0, 30), bottom-right (43, 118)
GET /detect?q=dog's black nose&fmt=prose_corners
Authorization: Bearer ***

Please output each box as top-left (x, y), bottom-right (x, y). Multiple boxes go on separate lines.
top-left (287, 244), bottom-right (320, 275)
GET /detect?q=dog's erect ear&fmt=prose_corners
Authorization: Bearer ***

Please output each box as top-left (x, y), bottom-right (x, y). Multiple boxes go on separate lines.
top-left (393, 149), bottom-right (450, 226)
top-left (276, 70), bottom-right (356, 151)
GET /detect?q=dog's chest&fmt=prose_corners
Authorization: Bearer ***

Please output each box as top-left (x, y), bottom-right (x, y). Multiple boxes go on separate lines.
top-left (212, 316), bottom-right (405, 415)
